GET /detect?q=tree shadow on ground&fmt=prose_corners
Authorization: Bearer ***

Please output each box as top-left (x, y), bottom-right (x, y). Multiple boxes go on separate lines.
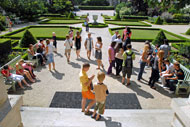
top-left (50, 70), bottom-right (65, 80)
top-left (127, 81), bottom-right (154, 99)
top-left (101, 117), bottom-right (122, 127)
top-left (68, 62), bottom-right (81, 68)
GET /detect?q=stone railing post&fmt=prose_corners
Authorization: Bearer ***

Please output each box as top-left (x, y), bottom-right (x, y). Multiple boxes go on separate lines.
top-left (0, 75), bottom-right (8, 106)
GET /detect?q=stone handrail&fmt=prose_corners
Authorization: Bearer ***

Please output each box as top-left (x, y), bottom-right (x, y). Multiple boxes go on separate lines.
top-left (0, 55), bottom-right (21, 71)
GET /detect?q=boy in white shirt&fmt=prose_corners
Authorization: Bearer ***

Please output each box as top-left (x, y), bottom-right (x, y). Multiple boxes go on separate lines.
top-left (64, 35), bottom-right (73, 63)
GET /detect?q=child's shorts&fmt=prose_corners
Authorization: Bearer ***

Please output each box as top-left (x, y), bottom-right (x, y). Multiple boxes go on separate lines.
top-left (82, 90), bottom-right (95, 100)
top-left (122, 67), bottom-right (132, 78)
top-left (65, 49), bottom-right (71, 55)
top-left (94, 101), bottom-right (105, 115)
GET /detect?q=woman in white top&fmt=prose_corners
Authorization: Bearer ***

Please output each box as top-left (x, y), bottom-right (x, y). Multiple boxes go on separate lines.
top-left (45, 39), bottom-right (55, 71)
top-left (84, 33), bottom-right (94, 60)
top-left (95, 37), bottom-right (104, 70)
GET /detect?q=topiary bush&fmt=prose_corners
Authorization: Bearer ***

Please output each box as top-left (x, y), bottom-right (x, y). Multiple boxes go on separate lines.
top-left (68, 12), bottom-right (75, 19)
top-left (185, 28), bottom-right (190, 35)
top-left (114, 13), bottom-right (121, 20)
top-left (20, 29), bottom-right (37, 48)
top-left (152, 30), bottom-right (166, 46)
top-left (154, 16), bottom-right (163, 25)
top-left (0, 22), bottom-right (5, 31)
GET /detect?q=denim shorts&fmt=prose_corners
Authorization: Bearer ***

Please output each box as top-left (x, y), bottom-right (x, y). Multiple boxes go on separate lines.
top-left (47, 53), bottom-right (54, 64)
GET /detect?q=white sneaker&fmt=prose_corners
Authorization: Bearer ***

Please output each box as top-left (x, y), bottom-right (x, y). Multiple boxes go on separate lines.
top-left (169, 91), bottom-right (174, 94)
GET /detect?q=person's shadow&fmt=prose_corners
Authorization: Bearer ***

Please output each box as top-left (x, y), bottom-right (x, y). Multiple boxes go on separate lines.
top-left (50, 70), bottom-right (65, 80)
top-left (55, 52), bottom-right (63, 58)
top-left (68, 62), bottom-right (81, 68)
top-left (100, 117), bottom-right (122, 127)
top-left (127, 81), bottom-right (154, 99)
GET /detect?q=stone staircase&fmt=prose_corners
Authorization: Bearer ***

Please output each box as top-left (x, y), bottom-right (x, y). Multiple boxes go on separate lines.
top-left (21, 107), bottom-right (173, 127)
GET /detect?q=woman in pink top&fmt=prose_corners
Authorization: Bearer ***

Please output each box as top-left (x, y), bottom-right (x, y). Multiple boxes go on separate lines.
top-left (122, 27), bottom-right (132, 42)
top-left (107, 41), bottom-right (116, 75)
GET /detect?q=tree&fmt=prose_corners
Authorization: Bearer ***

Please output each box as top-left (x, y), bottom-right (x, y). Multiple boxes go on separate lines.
top-left (131, 0), bottom-right (148, 14)
top-left (20, 29), bottom-right (37, 48)
top-left (152, 30), bottom-right (166, 46)
top-left (51, 0), bottom-right (73, 14)
top-left (0, 0), bottom-right (47, 21)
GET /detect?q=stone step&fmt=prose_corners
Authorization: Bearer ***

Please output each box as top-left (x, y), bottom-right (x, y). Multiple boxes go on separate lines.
top-left (21, 107), bottom-right (173, 127)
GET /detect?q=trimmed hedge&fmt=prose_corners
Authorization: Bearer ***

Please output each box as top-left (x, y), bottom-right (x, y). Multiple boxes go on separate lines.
top-left (0, 39), bottom-right (12, 56)
top-left (82, 23), bottom-right (108, 28)
top-left (2, 25), bottom-right (82, 40)
top-left (11, 40), bottom-right (19, 47)
top-left (102, 15), bottom-right (111, 19)
top-left (185, 28), bottom-right (190, 35)
top-left (105, 20), bottom-right (152, 27)
top-left (109, 27), bottom-right (188, 42)
top-left (79, 6), bottom-right (114, 10)
top-left (41, 14), bottom-right (66, 17)
top-left (39, 19), bottom-right (84, 24)
top-left (121, 15), bottom-right (148, 20)
top-left (20, 29), bottom-right (37, 48)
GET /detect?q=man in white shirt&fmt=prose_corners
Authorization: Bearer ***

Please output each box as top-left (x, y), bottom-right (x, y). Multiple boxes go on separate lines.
top-left (160, 59), bottom-right (175, 87)
top-left (64, 35), bottom-right (73, 63)
top-left (111, 31), bottom-right (119, 42)
top-left (114, 34), bottom-right (123, 48)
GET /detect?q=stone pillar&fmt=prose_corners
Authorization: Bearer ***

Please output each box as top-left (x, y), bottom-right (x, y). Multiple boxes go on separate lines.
top-left (0, 75), bottom-right (23, 127)
top-left (0, 76), bottom-right (8, 106)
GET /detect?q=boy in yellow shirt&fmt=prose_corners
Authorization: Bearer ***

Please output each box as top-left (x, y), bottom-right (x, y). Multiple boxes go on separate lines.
top-left (92, 71), bottom-right (109, 121)
top-left (79, 63), bottom-right (95, 115)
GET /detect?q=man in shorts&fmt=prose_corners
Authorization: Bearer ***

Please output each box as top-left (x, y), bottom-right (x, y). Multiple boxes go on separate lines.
top-left (64, 35), bottom-right (73, 63)
top-left (79, 63), bottom-right (96, 115)
top-left (122, 44), bottom-right (135, 86)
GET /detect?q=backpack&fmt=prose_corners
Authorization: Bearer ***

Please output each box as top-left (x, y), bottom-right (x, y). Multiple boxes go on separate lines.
top-left (124, 51), bottom-right (133, 68)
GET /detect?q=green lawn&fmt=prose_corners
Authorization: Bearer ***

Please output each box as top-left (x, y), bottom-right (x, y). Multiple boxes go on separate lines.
top-left (40, 19), bottom-right (84, 24)
top-left (9, 27), bottom-right (79, 39)
top-left (0, 39), bottom-right (10, 43)
top-left (105, 20), bottom-right (151, 27)
top-left (115, 29), bottom-right (181, 41)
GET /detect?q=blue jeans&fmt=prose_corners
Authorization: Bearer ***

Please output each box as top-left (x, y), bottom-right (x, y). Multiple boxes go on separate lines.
top-left (168, 80), bottom-right (178, 91)
top-left (137, 61), bottom-right (146, 80)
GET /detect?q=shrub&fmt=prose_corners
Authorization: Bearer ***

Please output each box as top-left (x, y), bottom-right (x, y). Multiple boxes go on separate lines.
top-left (152, 30), bottom-right (166, 46)
top-left (20, 29), bottom-right (37, 48)
top-left (68, 12), bottom-right (75, 19)
top-left (154, 16), bottom-right (163, 25)
top-left (0, 22), bottom-right (5, 31)
top-left (0, 39), bottom-right (12, 56)
top-left (120, 7), bottom-right (132, 16)
top-left (185, 28), bottom-right (190, 35)
top-left (114, 13), bottom-right (121, 20)
top-left (115, 2), bottom-right (126, 14)
top-left (161, 12), bottom-right (173, 23)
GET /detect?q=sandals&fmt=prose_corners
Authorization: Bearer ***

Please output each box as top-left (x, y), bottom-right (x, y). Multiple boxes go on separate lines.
top-left (84, 110), bottom-right (93, 115)
top-left (96, 115), bottom-right (101, 121)
top-left (91, 113), bottom-right (97, 118)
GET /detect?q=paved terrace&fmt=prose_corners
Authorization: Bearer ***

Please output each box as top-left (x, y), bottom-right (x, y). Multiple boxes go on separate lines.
top-left (2, 10), bottom-right (189, 109)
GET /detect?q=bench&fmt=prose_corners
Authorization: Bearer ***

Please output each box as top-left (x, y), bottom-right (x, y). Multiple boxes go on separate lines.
top-left (175, 62), bottom-right (190, 95)
top-left (27, 44), bottom-right (40, 67)
top-left (0, 55), bottom-right (21, 92)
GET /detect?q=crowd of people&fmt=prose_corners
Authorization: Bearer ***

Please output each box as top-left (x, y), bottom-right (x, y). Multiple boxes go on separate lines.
top-left (79, 27), bottom-right (185, 120)
top-left (1, 24), bottom-right (185, 120)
